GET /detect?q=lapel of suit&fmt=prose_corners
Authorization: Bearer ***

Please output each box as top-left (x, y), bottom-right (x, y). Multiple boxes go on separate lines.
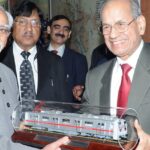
top-left (61, 48), bottom-right (71, 75)
top-left (100, 59), bottom-right (116, 107)
top-left (36, 47), bottom-right (46, 95)
top-left (128, 43), bottom-right (150, 110)
top-left (4, 46), bottom-right (17, 76)
top-left (62, 48), bottom-right (69, 62)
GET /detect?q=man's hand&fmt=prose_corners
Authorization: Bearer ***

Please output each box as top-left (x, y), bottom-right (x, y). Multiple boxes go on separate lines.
top-left (42, 136), bottom-right (70, 150)
top-left (135, 120), bottom-right (150, 150)
top-left (72, 85), bottom-right (84, 101)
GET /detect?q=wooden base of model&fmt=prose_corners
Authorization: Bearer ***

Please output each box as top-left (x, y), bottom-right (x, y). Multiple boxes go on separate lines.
top-left (12, 130), bottom-right (137, 150)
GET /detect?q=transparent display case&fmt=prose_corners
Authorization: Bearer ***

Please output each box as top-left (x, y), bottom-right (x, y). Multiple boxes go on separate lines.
top-left (12, 100), bottom-right (139, 150)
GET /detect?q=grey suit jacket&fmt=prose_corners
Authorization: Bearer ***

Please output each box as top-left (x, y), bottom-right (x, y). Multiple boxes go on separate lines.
top-left (0, 63), bottom-right (38, 150)
top-left (84, 43), bottom-right (150, 134)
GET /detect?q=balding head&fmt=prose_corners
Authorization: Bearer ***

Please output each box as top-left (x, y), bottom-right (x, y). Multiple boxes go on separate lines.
top-left (99, 0), bottom-right (141, 22)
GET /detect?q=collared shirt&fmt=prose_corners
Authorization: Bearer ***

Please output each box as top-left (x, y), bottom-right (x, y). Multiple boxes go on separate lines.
top-left (110, 40), bottom-right (144, 114)
top-left (13, 41), bottom-right (38, 96)
top-left (48, 43), bottom-right (65, 57)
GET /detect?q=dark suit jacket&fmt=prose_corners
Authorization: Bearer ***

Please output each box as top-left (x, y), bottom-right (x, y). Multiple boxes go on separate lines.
top-left (62, 48), bottom-right (88, 102)
top-left (90, 43), bottom-right (115, 70)
top-left (84, 43), bottom-right (150, 134)
top-left (1, 44), bottom-right (69, 102)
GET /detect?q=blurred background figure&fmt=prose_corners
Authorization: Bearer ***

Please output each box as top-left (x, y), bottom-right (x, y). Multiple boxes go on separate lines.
top-left (47, 15), bottom-right (88, 103)
top-left (90, 43), bottom-right (115, 70)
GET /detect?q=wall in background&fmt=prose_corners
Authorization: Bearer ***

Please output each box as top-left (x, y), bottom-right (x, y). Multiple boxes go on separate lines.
top-left (141, 0), bottom-right (150, 42)
top-left (0, 0), bottom-right (8, 9)
top-left (51, 0), bottom-right (103, 66)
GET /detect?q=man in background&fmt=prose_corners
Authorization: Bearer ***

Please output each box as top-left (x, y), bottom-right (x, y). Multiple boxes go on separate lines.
top-left (47, 15), bottom-right (88, 103)
top-left (90, 43), bottom-right (115, 70)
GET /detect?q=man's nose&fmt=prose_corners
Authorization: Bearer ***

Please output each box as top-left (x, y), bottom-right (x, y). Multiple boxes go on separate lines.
top-left (26, 21), bottom-right (33, 31)
top-left (59, 27), bottom-right (65, 34)
top-left (109, 26), bottom-right (120, 38)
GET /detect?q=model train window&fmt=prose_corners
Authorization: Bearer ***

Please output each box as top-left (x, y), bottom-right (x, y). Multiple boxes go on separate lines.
top-left (101, 123), bottom-right (105, 126)
top-left (75, 120), bottom-right (80, 123)
top-left (52, 118), bottom-right (58, 121)
top-left (84, 121), bottom-right (93, 127)
top-left (42, 116), bottom-right (49, 121)
top-left (62, 118), bottom-right (70, 123)
top-left (32, 115), bottom-right (38, 120)
top-left (98, 123), bottom-right (101, 125)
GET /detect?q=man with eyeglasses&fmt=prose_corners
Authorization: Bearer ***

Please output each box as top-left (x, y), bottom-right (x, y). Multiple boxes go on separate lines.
top-left (1, 1), bottom-right (70, 102)
top-left (73, 0), bottom-right (150, 149)
top-left (0, 5), bottom-right (70, 150)
top-left (47, 15), bottom-right (88, 103)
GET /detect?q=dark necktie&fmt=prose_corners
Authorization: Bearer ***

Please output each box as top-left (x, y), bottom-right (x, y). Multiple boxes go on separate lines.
top-left (51, 50), bottom-right (58, 54)
top-left (117, 64), bottom-right (132, 115)
top-left (20, 51), bottom-right (36, 100)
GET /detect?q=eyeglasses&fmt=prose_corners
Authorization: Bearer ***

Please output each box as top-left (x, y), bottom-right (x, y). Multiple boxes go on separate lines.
top-left (99, 18), bottom-right (136, 35)
top-left (15, 18), bottom-right (41, 27)
top-left (0, 25), bottom-right (10, 35)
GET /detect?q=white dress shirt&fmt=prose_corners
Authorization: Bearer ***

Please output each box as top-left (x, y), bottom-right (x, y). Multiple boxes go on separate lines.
top-left (13, 41), bottom-right (38, 97)
top-left (110, 40), bottom-right (144, 114)
top-left (47, 43), bottom-right (65, 57)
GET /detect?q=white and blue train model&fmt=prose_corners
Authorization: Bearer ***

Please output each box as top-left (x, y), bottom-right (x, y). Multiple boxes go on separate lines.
top-left (23, 110), bottom-right (128, 141)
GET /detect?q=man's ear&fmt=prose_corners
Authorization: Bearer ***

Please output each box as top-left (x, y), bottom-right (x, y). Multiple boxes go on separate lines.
top-left (136, 15), bottom-right (146, 35)
top-left (47, 26), bottom-right (51, 34)
top-left (68, 31), bottom-right (72, 38)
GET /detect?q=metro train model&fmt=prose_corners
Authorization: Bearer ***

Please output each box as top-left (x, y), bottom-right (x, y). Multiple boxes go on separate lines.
top-left (23, 110), bottom-right (128, 141)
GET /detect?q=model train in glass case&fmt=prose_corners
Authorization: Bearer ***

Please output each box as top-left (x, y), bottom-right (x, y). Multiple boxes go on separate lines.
top-left (23, 109), bottom-right (128, 141)
top-left (12, 101), bottom-right (139, 150)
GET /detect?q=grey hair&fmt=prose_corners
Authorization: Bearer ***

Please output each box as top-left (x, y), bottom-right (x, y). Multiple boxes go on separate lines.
top-left (98, 0), bottom-right (141, 22)
top-left (0, 5), bottom-right (13, 29)
top-left (6, 11), bottom-right (13, 29)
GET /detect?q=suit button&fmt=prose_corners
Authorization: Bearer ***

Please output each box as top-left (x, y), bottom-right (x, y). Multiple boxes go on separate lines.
top-left (2, 89), bottom-right (5, 94)
top-left (7, 102), bottom-right (10, 107)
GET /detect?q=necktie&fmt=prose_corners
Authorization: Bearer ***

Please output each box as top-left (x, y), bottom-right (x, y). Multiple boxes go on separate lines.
top-left (117, 64), bottom-right (132, 115)
top-left (20, 51), bottom-right (36, 100)
top-left (51, 50), bottom-right (58, 54)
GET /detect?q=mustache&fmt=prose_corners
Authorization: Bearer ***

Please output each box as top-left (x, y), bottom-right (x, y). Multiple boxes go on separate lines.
top-left (55, 33), bottom-right (65, 38)
top-left (23, 31), bottom-right (33, 36)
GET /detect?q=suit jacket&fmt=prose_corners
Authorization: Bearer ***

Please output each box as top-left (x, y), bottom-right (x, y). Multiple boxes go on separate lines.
top-left (0, 63), bottom-right (38, 150)
top-left (2, 44), bottom-right (69, 102)
top-left (62, 48), bottom-right (88, 102)
top-left (90, 43), bottom-right (115, 69)
top-left (84, 43), bottom-right (150, 134)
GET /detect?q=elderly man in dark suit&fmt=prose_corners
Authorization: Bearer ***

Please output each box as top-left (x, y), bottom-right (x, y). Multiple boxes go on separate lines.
top-left (47, 15), bottom-right (88, 103)
top-left (1, 1), bottom-right (69, 102)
